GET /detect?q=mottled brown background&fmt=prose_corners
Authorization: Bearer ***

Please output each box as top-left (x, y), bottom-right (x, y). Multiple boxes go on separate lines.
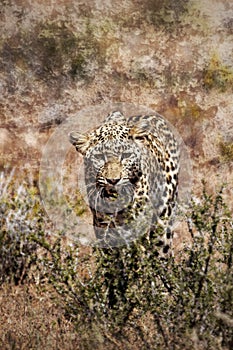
top-left (0, 0), bottom-right (232, 206)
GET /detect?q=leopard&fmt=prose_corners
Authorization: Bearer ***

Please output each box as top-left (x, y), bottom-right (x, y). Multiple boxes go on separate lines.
top-left (69, 111), bottom-right (180, 255)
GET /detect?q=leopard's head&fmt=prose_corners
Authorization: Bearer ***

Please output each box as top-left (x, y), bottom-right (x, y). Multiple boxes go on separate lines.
top-left (69, 112), bottom-right (146, 213)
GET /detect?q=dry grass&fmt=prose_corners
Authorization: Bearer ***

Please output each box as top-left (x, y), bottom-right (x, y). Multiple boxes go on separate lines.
top-left (0, 284), bottom-right (81, 350)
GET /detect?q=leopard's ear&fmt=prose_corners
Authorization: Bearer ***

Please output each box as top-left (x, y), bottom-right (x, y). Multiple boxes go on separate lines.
top-left (105, 111), bottom-right (126, 123)
top-left (69, 131), bottom-right (91, 155)
top-left (129, 119), bottom-right (151, 139)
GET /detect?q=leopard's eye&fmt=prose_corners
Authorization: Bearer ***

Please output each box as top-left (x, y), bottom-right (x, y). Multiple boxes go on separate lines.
top-left (94, 153), bottom-right (105, 160)
top-left (121, 152), bottom-right (132, 159)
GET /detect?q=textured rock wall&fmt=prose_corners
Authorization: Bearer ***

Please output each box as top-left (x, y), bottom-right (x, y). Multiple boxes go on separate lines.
top-left (0, 0), bottom-right (232, 207)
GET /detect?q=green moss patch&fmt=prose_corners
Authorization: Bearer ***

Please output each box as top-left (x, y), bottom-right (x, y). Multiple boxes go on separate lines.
top-left (219, 140), bottom-right (233, 162)
top-left (203, 54), bottom-right (233, 92)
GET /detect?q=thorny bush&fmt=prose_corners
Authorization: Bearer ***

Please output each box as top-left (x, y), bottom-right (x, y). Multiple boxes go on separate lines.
top-left (0, 173), bottom-right (232, 349)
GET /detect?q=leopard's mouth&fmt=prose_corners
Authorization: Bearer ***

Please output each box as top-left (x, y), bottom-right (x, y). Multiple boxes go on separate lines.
top-left (92, 180), bottom-right (135, 213)
top-left (102, 185), bottom-right (118, 199)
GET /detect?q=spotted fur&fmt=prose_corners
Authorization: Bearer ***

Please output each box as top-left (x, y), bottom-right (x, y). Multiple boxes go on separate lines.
top-left (69, 111), bottom-right (180, 253)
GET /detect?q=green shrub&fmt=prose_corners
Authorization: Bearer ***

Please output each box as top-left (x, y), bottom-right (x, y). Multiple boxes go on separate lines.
top-left (37, 184), bottom-right (233, 349)
top-left (1, 173), bottom-right (232, 348)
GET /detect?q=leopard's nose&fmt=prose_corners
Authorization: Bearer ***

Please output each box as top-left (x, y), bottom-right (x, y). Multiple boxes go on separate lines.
top-left (106, 178), bottom-right (120, 185)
